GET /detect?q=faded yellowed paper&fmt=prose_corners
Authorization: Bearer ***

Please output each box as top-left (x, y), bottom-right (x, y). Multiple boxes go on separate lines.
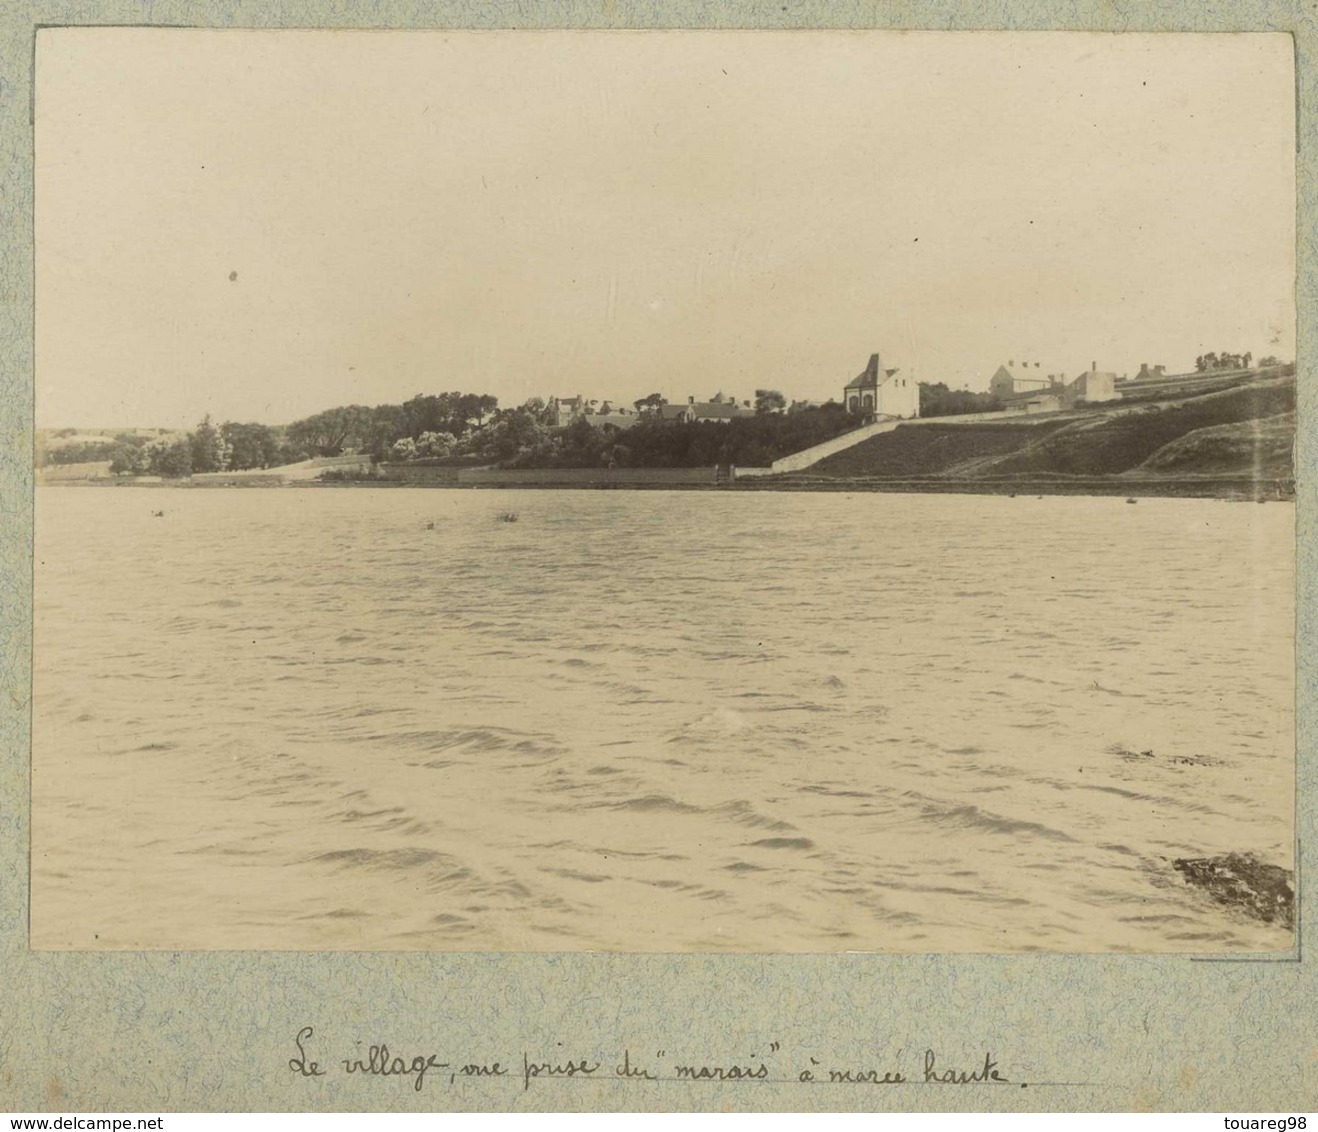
top-left (4, 6), bottom-right (1315, 1114)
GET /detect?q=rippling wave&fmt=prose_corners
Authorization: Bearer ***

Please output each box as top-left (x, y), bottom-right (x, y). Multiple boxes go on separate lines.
top-left (32, 487), bottom-right (1294, 951)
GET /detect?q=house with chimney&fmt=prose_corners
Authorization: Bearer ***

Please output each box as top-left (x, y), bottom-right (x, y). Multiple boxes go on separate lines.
top-left (548, 395), bottom-right (641, 429)
top-left (1065, 362), bottom-right (1118, 404)
top-left (843, 353), bottom-right (919, 420)
top-left (988, 359), bottom-right (1064, 401)
top-left (999, 360), bottom-right (1120, 413)
top-left (660, 392), bottom-right (757, 423)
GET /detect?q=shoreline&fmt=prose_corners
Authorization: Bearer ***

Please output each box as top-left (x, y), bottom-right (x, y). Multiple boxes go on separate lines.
top-left (38, 474), bottom-right (1295, 501)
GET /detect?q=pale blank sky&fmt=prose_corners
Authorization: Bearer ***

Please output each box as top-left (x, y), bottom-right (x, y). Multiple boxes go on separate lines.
top-left (36, 29), bottom-right (1295, 429)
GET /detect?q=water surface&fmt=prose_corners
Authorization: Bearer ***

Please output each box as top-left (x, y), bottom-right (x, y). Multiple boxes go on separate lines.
top-left (32, 487), bottom-right (1294, 951)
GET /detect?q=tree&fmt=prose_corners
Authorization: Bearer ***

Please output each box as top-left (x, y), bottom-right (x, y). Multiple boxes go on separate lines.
top-left (918, 382), bottom-right (1002, 418)
top-left (389, 437), bottom-right (418, 461)
top-left (362, 403), bottom-right (408, 460)
top-left (143, 436), bottom-right (193, 477)
top-left (479, 407), bottom-right (551, 461)
top-left (415, 431), bottom-right (457, 459)
top-left (454, 392), bottom-right (490, 433)
top-left (285, 404), bottom-right (374, 456)
top-left (401, 393), bottom-right (455, 438)
top-left (634, 392), bottom-right (666, 415)
top-left (754, 389), bottom-right (787, 415)
top-left (109, 443), bottom-right (149, 476)
top-left (41, 437), bottom-right (120, 465)
top-left (468, 394), bottom-right (498, 428)
top-left (221, 421), bottom-right (281, 470)
top-left (521, 397), bottom-right (556, 426)
top-left (188, 415), bottom-right (227, 472)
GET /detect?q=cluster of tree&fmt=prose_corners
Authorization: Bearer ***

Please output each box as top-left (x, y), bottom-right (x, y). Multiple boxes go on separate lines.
top-left (918, 383), bottom-right (1003, 418)
top-left (1195, 351), bottom-right (1254, 373)
top-left (40, 436), bottom-right (126, 465)
top-left (504, 404), bottom-right (856, 470)
top-left (101, 390), bottom-right (506, 476)
top-left (286, 392), bottom-right (500, 460)
top-left (108, 416), bottom-right (261, 477)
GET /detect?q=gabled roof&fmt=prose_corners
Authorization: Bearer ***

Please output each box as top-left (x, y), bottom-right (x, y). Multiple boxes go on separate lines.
top-left (690, 402), bottom-right (748, 419)
top-left (658, 401), bottom-right (754, 421)
top-left (845, 353), bottom-right (899, 391)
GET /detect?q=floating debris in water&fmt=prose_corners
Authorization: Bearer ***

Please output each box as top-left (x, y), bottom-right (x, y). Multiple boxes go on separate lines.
top-left (1171, 752), bottom-right (1224, 767)
top-left (1107, 743), bottom-right (1226, 769)
top-left (425, 521), bottom-right (435, 530)
top-left (1126, 498), bottom-right (1138, 504)
top-left (496, 512), bottom-right (519, 524)
top-left (1173, 852), bottom-right (1294, 928)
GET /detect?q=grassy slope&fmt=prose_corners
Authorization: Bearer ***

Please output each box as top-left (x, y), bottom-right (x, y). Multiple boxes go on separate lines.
top-left (811, 420), bottom-right (1068, 478)
top-left (810, 375), bottom-right (1295, 481)
top-left (1135, 412), bottom-right (1294, 478)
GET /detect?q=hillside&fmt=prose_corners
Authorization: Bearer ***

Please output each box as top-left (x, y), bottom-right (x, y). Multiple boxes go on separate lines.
top-left (807, 373), bottom-right (1295, 488)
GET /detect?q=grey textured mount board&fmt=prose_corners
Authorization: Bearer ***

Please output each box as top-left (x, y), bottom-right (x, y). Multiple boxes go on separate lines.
top-left (3, 2), bottom-right (1314, 1113)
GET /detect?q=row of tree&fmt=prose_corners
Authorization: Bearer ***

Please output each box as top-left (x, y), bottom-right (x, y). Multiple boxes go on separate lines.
top-left (1195, 351), bottom-right (1254, 373)
top-left (80, 377), bottom-right (1043, 478)
top-left (918, 383), bottom-right (1002, 417)
top-left (97, 391), bottom-right (508, 476)
top-left (284, 392), bottom-right (500, 459)
top-left (106, 417), bottom-right (258, 477)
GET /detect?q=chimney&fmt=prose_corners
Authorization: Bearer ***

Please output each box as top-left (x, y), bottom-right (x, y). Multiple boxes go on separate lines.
top-left (1091, 360), bottom-right (1097, 373)
top-left (688, 395), bottom-right (695, 404)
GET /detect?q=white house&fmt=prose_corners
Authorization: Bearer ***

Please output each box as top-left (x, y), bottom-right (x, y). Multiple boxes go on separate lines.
top-left (843, 353), bottom-right (919, 419)
top-left (1064, 362), bottom-right (1118, 404)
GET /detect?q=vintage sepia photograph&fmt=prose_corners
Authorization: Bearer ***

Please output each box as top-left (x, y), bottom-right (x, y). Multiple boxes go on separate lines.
top-left (32, 28), bottom-right (1296, 953)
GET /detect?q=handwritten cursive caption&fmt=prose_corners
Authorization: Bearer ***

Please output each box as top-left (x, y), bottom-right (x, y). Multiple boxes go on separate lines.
top-left (288, 1027), bottom-right (1013, 1093)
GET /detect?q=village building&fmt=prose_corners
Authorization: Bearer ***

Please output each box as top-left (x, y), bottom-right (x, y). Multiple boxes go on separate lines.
top-left (586, 405), bottom-right (640, 430)
top-left (988, 359), bottom-right (1064, 401)
top-left (660, 392), bottom-right (757, 424)
top-left (1065, 362), bottom-right (1119, 404)
top-left (843, 353), bottom-right (919, 419)
top-left (1000, 360), bottom-right (1120, 413)
top-left (547, 395), bottom-right (586, 428)
top-left (548, 395), bottom-right (640, 430)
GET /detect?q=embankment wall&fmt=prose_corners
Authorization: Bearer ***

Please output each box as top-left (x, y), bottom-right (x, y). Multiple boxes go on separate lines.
top-left (457, 466), bottom-right (720, 486)
top-left (377, 462), bottom-right (464, 484)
